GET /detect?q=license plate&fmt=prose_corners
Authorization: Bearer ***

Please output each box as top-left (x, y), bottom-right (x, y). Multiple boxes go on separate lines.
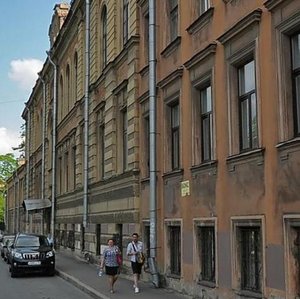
top-left (28, 261), bottom-right (41, 266)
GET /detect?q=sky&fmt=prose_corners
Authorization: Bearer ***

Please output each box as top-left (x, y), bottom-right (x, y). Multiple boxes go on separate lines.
top-left (0, 1), bottom-right (70, 156)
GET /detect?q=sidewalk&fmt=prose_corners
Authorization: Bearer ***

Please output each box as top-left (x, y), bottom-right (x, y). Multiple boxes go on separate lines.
top-left (55, 250), bottom-right (190, 299)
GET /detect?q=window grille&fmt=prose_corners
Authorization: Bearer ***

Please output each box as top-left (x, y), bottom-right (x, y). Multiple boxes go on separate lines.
top-left (240, 227), bottom-right (261, 292)
top-left (169, 226), bottom-right (181, 275)
top-left (199, 226), bottom-right (215, 282)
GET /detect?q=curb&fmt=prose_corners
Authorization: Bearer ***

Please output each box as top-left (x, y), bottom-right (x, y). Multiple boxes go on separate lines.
top-left (56, 269), bottom-right (111, 299)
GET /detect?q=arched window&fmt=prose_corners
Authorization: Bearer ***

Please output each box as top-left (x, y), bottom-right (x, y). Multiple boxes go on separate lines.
top-left (59, 75), bottom-right (64, 121)
top-left (101, 5), bottom-right (108, 68)
top-left (66, 65), bottom-right (70, 112)
top-left (123, 0), bottom-right (129, 45)
top-left (74, 52), bottom-right (78, 103)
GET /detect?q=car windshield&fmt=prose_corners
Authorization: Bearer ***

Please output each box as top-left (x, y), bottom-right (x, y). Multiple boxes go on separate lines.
top-left (16, 236), bottom-right (49, 247)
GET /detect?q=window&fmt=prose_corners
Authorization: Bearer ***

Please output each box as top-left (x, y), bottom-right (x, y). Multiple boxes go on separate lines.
top-left (198, 0), bottom-right (210, 15)
top-left (198, 226), bottom-right (215, 283)
top-left (72, 145), bottom-right (76, 189)
top-left (74, 52), bottom-right (78, 103)
top-left (292, 33), bottom-right (300, 136)
top-left (64, 151), bottom-right (69, 192)
top-left (200, 85), bottom-right (213, 161)
top-left (101, 6), bottom-right (108, 68)
top-left (66, 65), bottom-right (70, 112)
top-left (143, 115), bottom-right (150, 176)
top-left (144, 13), bottom-right (149, 63)
top-left (123, 0), bottom-right (129, 45)
top-left (58, 156), bottom-right (62, 195)
top-left (59, 75), bottom-right (63, 122)
top-left (168, 0), bottom-right (178, 41)
top-left (284, 217), bottom-right (300, 296)
top-left (122, 108), bottom-right (128, 171)
top-left (171, 103), bottom-right (180, 170)
top-left (169, 226), bottom-right (181, 275)
top-left (239, 227), bottom-right (261, 293)
top-left (97, 108), bottom-right (105, 179)
top-left (238, 60), bottom-right (258, 151)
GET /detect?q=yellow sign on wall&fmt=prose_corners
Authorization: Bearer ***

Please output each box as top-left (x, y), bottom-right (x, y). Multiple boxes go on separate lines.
top-left (181, 180), bottom-right (190, 197)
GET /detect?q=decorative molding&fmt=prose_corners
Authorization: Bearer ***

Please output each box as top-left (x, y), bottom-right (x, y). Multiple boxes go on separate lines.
top-left (157, 67), bottom-right (184, 89)
top-left (226, 148), bottom-right (265, 172)
top-left (112, 79), bottom-right (128, 95)
top-left (264, 0), bottom-right (286, 11)
top-left (186, 7), bottom-right (214, 35)
top-left (184, 42), bottom-right (217, 70)
top-left (218, 9), bottom-right (262, 44)
top-left (161, 36), bottom-right (181, 58)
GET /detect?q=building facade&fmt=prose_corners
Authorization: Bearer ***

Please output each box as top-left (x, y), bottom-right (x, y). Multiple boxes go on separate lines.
top-left (6, 0), bottom-right (300, 298)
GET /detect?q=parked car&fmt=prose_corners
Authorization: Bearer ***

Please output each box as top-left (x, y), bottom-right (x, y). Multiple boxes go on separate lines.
top-left (0, 234), bottom-right (15, 259)
top-left (9, 233), bottom-right (55, 277)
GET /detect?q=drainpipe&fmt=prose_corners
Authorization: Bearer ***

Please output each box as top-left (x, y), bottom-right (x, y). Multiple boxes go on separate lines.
top-left (83, 0), bottom-right (90, 232)
top-left (46, 52), bottom-right (57, 242)
top-left (25, 105), bottom-right (30, 232)
top-left (149, 0), bottom-right (160, 287)
top-left (38, 73), bottom-right (46, 235)
top-left (13, 172), bottom-right (16, 233)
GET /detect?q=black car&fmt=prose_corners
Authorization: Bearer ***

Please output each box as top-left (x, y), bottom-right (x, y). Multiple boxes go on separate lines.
top-left (0, 234), bottom-right (15, 260)
top-left (9, 233), bottom-right (55, 277)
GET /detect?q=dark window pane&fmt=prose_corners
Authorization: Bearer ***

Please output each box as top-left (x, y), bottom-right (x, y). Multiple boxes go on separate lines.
top-left (241, 98), bottom-right (250, 149)
top-left (199, 227), bottom-right (215, 282)
top-left (240, 227), bottom-right (261, 292)
top-left (200, 0), bottom-right (210, 14)
top-left (251, 93), bottom-right (258, 148)
top-left (171, 104), bottom-right (180, 169)
top-left (292, 34), bottom-right (300, 70)
top-left (170, 226), bottom-right (181, 275)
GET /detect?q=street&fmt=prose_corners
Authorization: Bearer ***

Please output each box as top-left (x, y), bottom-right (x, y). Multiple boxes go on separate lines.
top-left (0, 258), bottom-right (93, 299)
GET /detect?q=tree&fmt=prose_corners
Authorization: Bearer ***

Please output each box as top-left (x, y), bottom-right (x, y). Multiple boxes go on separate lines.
top-left (12, 123), bottom-right (25, 154)
top-left (0, 154), bottom-right (18, 225)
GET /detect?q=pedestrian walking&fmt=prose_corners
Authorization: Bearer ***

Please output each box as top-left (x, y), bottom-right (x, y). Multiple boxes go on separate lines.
top-left (99, 238), bottom-right (121, 294)
top-left (126, 233), bottom-right (145, 294)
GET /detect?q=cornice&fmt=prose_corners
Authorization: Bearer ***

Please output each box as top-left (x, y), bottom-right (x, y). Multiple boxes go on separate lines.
top-left (157, 67), bottom-right (184, 89)
top-left (112, 79), bottom-right (128, 95)
top-left (186, 7), bottom-right (214, 35)
top-left (218, 9), bottom-right (262, 44)
top-left (160, 36), bottom-right (181, 58)
top-left (264, 0), bottom-right (286, 11)
top-left (184, 42), bottom-right (217, 70)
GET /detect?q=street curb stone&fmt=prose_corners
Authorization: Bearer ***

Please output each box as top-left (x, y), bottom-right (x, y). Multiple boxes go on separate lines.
top-left (56, 269), bottom-right (110, 299)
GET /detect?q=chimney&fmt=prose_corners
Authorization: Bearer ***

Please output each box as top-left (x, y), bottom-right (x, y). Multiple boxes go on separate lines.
top-left (48, 3), bottom-right (70, 48)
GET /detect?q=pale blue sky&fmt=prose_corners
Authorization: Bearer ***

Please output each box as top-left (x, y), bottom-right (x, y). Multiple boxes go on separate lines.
top-left (0, 1), bottom-right (70, 154)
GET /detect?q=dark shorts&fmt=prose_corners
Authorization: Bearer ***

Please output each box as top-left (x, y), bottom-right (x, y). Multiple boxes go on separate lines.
top-left (131, 261), bottom-right (143, 274)
top-left (105, 266), bottom-right (119, 276)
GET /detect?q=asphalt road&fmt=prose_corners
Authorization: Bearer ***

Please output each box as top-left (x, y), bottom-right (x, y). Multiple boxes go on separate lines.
top-left (0, 258), bottom-right (93, 299)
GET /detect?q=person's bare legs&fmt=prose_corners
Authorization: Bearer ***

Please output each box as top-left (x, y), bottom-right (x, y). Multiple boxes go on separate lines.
top-left (109, 276), bottom-right (114, 293)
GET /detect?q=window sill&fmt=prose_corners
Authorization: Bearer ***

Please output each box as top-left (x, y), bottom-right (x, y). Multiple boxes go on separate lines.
top-left (197, 280), bottom-right (216, 288)
top-left (139, 64), bottom-right (149, 77)
top-left (190, 160), bottom-right (217, 174)
top-left (186, 7), bottom-right (214, 35)
top-left (161, 36), bottom-right (181, 58)
top-left (166, 273), bottom-right (181, 279)
top-left (162, 168), bottom-right (184, 179)
top-left (226, 148), bottom-right (265, 172)
top-left (235, 290), bottom-right (263, 298)
top-left (140, 176), bottom-right (150, 184)
top-left (276, 137), bottom-right (300, 161)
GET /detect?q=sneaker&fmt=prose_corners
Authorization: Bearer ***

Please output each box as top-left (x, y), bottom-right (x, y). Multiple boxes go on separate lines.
top-left (133, 284), bottom-right (136, 289)
top-left (134, 287), bottom-right (139, 293)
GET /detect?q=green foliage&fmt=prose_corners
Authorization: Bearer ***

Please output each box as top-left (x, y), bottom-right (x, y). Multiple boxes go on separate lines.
top-left (0, 154), bottom-right (18, 223)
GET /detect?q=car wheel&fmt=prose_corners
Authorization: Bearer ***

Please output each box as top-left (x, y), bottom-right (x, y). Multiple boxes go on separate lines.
top-left (47, 267), bottom-right (55, 276)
